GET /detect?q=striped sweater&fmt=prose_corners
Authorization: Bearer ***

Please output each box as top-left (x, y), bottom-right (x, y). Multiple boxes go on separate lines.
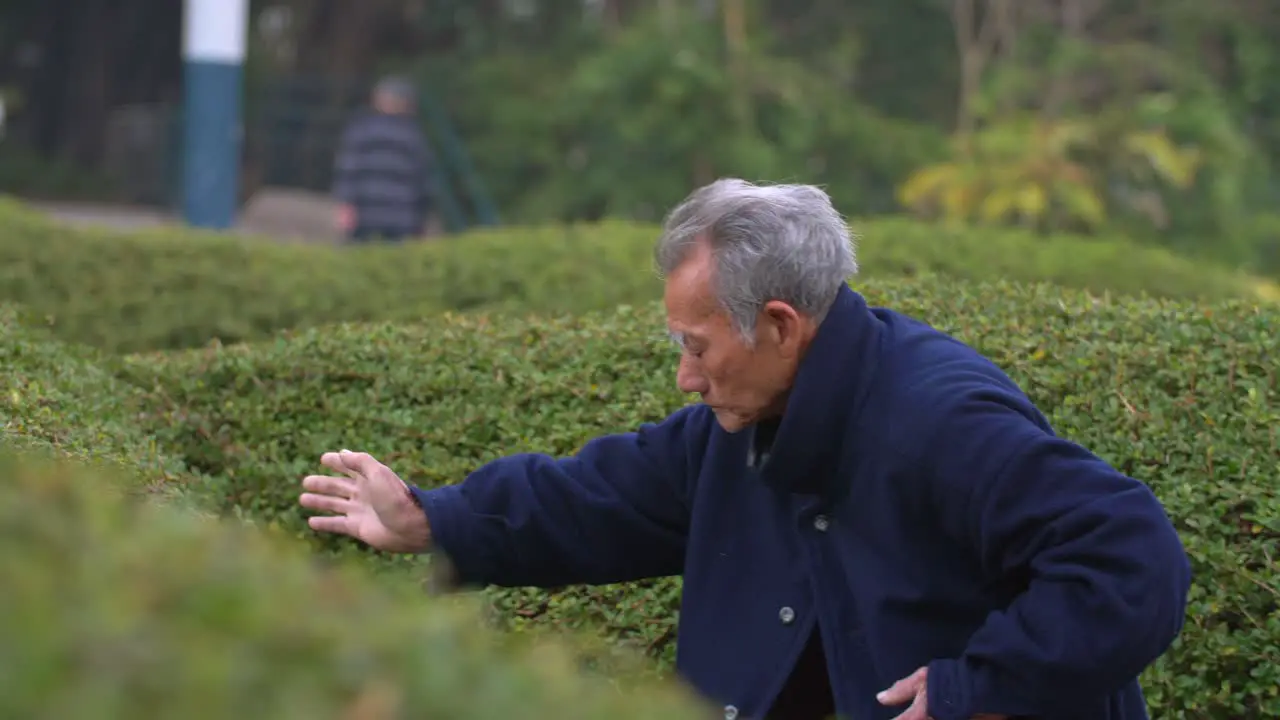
top-left (332, 110), bottom-right (435, 237)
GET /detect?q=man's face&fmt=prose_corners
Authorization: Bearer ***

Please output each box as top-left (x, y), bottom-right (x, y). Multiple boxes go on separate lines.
top-left (373, 91), bottom-right (410, 114)
top-left (663, 243), bottom-right (814, 433)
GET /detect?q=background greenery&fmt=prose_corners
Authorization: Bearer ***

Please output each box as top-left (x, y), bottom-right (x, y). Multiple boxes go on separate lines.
top-left (0, 197), bottom-right (1274, 354)
top-left (2, 1), bottom-right (1279, 717)
top-left (4, 0), bottom-right (1279, 273)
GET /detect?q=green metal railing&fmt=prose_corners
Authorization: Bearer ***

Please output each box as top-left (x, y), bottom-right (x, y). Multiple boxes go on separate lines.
top-left (417, 89), bottom-right (500, 229)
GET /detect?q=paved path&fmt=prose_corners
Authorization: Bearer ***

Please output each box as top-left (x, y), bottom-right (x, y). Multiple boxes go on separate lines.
top-left (26, 188), bottom-right (347, 244)
top-left (27, 188), bottom-right (448, 244)
top-left (28, 200), bottom-right (178, 231)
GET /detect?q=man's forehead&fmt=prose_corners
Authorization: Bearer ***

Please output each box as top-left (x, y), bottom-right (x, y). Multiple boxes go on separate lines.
top-left (667, 315), bottom-right (714, 345)
top-left (665, 274), bottom-right (718, 317)
top-left (663, 249), bottom-right (723, 339)
top-left (665, 246), bottom-right (715, 294)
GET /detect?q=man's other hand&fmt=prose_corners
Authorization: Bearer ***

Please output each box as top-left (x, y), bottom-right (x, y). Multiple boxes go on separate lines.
top-left (336, 203), bottom-right (356, 233)
top-left (300, 450), bottom-right (431, 553)
top-left (878, 666), bottom-right (1008, 720)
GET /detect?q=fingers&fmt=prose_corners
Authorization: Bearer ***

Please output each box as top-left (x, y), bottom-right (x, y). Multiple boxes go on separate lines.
top-left (302, 473), bottom-right (357, 499)
top-left (887, 694), bottom-right (928, 720)
top-left (877, 666), bottom-right (927, 706)
top-left (879, 666), bottom-right (929, 720)
top-left (320, 450), bottom-right (357, 477)
top-left (339, 449), bottom-right (387, 477)
top-left (321, 449), bottom-right (383, 478)
top-left (308, 513), bottom-right (354, 536)
top-left (299, 492), bottom-right (355, 515)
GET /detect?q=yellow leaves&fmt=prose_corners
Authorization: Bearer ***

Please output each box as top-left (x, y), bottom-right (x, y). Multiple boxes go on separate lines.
top-left (898, 115), bottom-right (1102, 229)
top-left (1014, 184), bottom-right (1048, 219)
top-left (896, 163), bottom-right (960, 210)
top-left (897, 108), bottom-right (1207, 234)
top-left (1249, 279), bottom-right (1280, 303)
top-left (1122, 129), bottom-right (1203, 190)
top-left (976, 186), bottom-right (1017, 223)
top-left (1055, 183), bottom-right (1107, 229)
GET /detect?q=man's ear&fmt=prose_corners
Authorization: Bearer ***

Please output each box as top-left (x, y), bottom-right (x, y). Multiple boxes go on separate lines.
top-left (760, 300), bottom-right (805, 357)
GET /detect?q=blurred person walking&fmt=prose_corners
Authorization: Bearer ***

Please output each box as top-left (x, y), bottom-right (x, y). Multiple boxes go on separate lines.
top-left (331, 75), bottom-right (435, 242)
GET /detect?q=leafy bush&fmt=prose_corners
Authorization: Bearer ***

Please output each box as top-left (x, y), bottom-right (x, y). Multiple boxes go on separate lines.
top-left (118, 274), bottom-right (1280, 719)
top-left (0, 448), bottom-right (709, 719)
top-left (0, 303), bottom-right (190, 504)
top-left (0, 196), bottom-right (1271, 354)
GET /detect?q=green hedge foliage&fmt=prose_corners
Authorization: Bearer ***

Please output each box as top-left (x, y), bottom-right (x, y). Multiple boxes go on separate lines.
top-left (0, 196), bottom-right (1272, 354)
top-left (117, 275), bottom-right (1280, 719)
top-left (0, 448), bottom-right (709, 720)
top-left (0, 303), bottom-right (190, 503)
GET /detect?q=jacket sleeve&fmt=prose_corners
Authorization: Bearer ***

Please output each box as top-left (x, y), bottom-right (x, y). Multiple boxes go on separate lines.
top-left (918, 382), bottom-right (1191, 720)
top-left (407, 404), bottom-right (705, 589)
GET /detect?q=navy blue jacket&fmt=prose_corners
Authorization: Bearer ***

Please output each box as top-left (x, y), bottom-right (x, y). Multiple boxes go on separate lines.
top-left (412, 283), bottom-right (1191, 720)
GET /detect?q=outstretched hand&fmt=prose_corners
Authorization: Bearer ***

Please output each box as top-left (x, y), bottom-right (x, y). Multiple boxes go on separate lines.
top-left (299, 449), bottom-right (432, 553)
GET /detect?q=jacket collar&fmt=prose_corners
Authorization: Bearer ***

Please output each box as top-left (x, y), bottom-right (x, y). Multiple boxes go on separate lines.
top-left (747, 283), bottom-right (883, 498)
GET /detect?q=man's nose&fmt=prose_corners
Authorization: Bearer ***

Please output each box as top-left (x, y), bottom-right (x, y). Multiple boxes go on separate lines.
top-left (676, 356), bottom-right (710, 395)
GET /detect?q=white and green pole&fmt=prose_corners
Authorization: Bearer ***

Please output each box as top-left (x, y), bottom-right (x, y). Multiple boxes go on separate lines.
top-left (181, 0), bottom-right (248, 229)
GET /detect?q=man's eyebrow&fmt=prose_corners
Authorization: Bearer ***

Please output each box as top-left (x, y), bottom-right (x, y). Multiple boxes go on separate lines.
top-left (669, 330), bottom-right (707, 348)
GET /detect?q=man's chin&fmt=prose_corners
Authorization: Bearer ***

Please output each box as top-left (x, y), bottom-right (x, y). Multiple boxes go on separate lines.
top-left (711, 408), bottom-right (752, 433)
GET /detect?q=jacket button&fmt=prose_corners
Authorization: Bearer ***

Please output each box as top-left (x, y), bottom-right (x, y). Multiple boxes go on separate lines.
top-left (779, 606), bottom-right (795, 624)
top-left (724, 705), bottom-right (739, 720)
top-left (813, 514), bottom-right (830, 532)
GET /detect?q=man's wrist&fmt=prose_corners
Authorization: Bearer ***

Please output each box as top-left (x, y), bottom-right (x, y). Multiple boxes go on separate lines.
top-left (926, 658), bottom-right (975, 720)
top-left (398, 484), bottom-right (433, 552)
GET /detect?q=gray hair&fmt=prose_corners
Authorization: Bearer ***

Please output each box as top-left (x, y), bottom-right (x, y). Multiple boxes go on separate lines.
top-left (373, 75), bottom-right (416, 103)
top-left (654, 178), bottom-right (858, 341)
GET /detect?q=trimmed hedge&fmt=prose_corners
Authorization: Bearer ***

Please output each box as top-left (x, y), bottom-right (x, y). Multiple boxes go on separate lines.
top-left (118, 275), bottom-right (1280, 719)
top-left (0, 448), bottom-right (709, 719)
top-left (0, 303), bottom-right (190, 504)
top-left (1, 196), bottom-right (1273, 353)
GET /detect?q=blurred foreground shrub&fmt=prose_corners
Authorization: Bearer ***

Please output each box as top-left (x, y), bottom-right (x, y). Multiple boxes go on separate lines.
top-left (0, 448), bottom-right (709, 720)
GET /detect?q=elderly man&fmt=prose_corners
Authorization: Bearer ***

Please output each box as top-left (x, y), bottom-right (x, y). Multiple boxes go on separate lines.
top-left (299, 180), bottom-right (1190, 720)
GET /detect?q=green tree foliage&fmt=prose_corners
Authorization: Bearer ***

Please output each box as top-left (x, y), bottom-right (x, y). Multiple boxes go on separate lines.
top-left (411, 4), bottom-right (948, 224)
top-left (4, 0), bottom-right (1280, 271)
top-left (902, 27), bottom-right (1268, 266)
top-left (384, 0), bottom-right (1280, 270)
top-left (897, 111), bottom-right (1202, 233)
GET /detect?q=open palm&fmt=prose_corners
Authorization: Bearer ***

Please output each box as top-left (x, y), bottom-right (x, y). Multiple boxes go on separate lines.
top-left (299, 450), bottom-right (432, 553)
